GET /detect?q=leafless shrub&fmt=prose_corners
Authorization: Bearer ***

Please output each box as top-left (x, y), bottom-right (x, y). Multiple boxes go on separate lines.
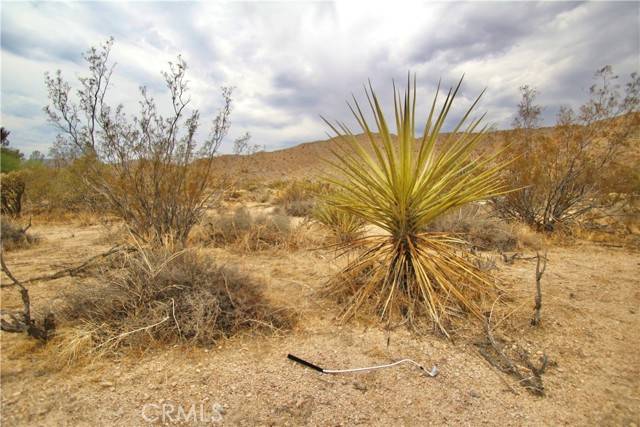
top-left (56, 246), bottom-right (295, 358)
top-left (44, 38), bottom-right (236, 244)
top-left (476, 320), bottom-right (549, 396)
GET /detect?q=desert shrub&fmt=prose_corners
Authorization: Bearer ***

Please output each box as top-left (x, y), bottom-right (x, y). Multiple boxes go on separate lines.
top-left (202, 206), bottom-right (305, 251)
top-left (493, 67), bottom-right (640, 231)
top-left (0, 128), bottom-right (23, 173)
top-left (44, 38), bottom-right (237, 244)
top-left (321, 76), bottom-right (509, 335)
top-left (313, 200), bottom-right (365, 243)
top-left (427, 204), bottom-right (517, 252)
top-left (275, 179), bottom-right (327, 217)
top-left (249, 186), bottom-right (273, 204)
top-left (21, 158), bottom-right (106, 215)
top-left (1, 217), bottom-right (38, 251)
top-left (1, 170), bottom-right (25, 217)
top-left (57, 247), bottom-right (294, 356)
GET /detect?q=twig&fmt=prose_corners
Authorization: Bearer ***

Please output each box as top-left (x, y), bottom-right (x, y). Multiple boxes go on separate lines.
top-left (477, 348), bottom-right (520, 395)
top-left (531, 250), bottom-right (548, 326)
top-left (170, 298), bottom-right (182, 339)
top-left (20, 216), bottom-right (32, 234)
top-left (95, 316), bottom-right (169, 351)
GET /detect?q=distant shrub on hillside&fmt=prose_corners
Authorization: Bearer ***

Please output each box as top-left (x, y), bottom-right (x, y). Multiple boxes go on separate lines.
top-left (275, 179), bottom-right (328, 217)
top-left (21, 158), bottom-right (105, 215)
top-left (493, 66), bottom-right (640, 232)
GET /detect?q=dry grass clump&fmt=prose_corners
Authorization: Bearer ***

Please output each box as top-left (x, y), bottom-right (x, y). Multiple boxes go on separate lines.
top-left (428, 205), bottom-right (544, 252)
top-left (275, 179), bottom-right (327, 217)
top-left (1, 218), bottom-right (39, 251)
top-left (244, 186), bottom-right (273, 204)
top-left (428, 204), bottom-right (510, 251)
top-left (55, 246), bottom-right (294, 360)
top-left (313, 201), bottom-right (365, 244)
top-left (200, 206), bottom-right (310, 251)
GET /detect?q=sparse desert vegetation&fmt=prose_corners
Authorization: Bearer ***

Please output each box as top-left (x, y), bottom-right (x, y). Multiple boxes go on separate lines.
top-left (2, 24), bottom-right (639, 427)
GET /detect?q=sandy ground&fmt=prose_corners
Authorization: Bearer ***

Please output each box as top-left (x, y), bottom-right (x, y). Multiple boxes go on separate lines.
top-left (1, 221), bottom-right (639, 426)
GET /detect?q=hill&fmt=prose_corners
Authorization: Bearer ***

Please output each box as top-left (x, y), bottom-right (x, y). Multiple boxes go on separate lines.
top-left (212, 130), bottom-right (510, 182)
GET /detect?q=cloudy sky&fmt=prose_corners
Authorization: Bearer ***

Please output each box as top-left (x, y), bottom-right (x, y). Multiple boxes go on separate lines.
top-left (1, 1), bottom-right (638, 156)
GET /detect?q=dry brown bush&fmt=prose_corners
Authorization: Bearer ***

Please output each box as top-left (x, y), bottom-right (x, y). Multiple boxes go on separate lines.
top-left (493, 67), bottom-right (640, 231)
top-left (20, 158), bottom-right (105, 216)
top-left (275, 179), bottom-right (328, 217)
top-left (198, 206), bottom-right (312, 251)
top-left (1, 170), bottom-right (26, 217)
top-left (1, 217), bottom-right (38, 251)
top-left (427, 204), bottom-right (543, 252)
top-left (55, 246), bottom-right (294, 360)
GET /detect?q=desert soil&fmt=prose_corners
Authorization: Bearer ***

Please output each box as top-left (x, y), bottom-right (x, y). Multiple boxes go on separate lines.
top-left (1, 220), bottom-right (639, 426)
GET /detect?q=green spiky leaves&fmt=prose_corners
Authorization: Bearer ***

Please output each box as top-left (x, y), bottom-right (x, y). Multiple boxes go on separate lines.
top-left (322, 75), bottom-right (509, 334)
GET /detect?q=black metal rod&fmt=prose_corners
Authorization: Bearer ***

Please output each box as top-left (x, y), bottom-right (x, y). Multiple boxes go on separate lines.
top-left (287, 354), bottom-right (325, 373)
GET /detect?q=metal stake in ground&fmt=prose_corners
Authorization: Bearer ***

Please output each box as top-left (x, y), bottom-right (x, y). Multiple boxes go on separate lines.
top-left (287, 354), bottom-right (439, 377)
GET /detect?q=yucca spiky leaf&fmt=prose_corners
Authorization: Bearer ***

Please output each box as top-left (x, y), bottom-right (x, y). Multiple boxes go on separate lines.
top-left (322, 74), bottom-right (510, 335)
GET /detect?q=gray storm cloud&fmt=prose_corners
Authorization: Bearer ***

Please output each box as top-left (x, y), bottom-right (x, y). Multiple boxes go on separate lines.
top-left (1, 1), bottom-right (638, 155)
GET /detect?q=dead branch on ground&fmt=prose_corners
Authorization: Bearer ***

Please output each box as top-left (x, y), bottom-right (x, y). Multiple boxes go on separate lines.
top-left (0, 252), bottom-right (54, 340)
top-left (531, 250), bottom-right (548, 326)
top-left (475, 313), bottom-right (549, 395)
top-left (0, 244), bottom-right (133, 289)
top-left (0, 245), bottom-right (133, 340)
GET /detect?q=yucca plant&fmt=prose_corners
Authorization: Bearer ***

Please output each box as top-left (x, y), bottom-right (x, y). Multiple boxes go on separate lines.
top-left (322, 75), bottom-right (510, 335)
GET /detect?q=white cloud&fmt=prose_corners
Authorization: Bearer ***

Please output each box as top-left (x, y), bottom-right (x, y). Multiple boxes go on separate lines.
top-left (1, 1), bottom-right (638, 155)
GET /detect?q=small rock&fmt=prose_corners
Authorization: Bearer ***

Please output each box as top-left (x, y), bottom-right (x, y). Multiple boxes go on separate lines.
top-left (100, 381), bottom-right (114, 388)
top-left (35, 407), bottom-right (50, 416)
top-left (295, 398), bottom-right (305, 408)
top-left (469, 390), bottom-right (480, 398)
top-left (353, 382), bottom-right (367, 392)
